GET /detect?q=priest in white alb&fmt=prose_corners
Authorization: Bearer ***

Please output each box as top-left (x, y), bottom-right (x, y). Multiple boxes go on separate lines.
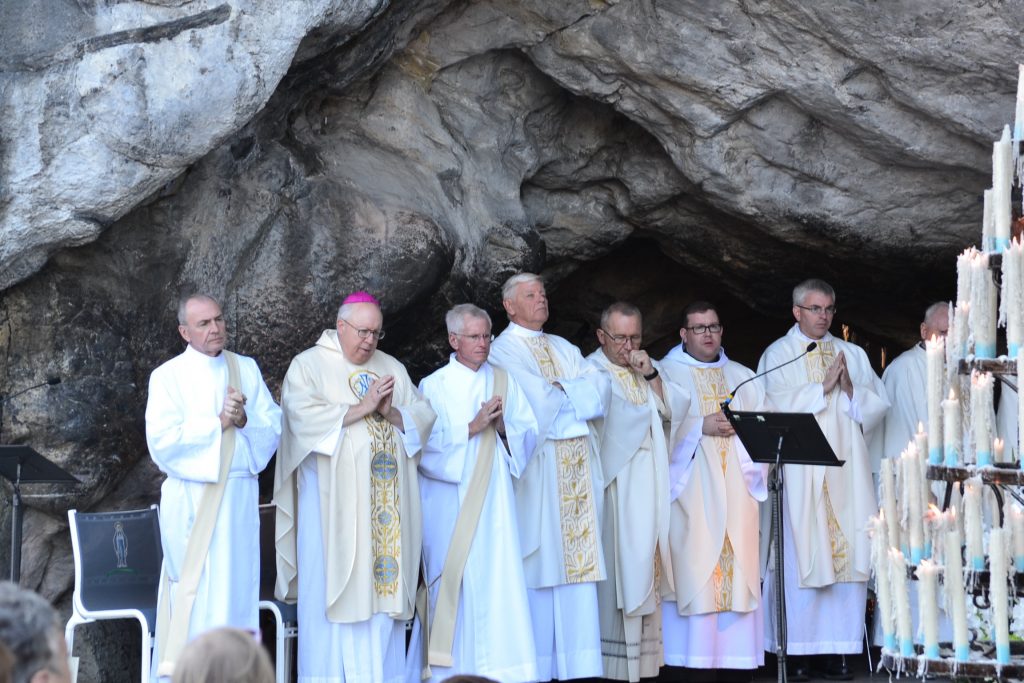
top-left (868, 302), bottom-right (948, 469)
top-left (488, 273), bottom-right (608, 681)
top-left (406, 303), bottom-right (539, 683)
top-left (658, 301), bottom-right (768, 673)
top-left (585, 302), bottom-right (681, 682)
top-left (146, 293), bottom-right (282, 679)
top-left (274, 292), bottom-right (436, 683)
top-left (758, 279), bottom-right (888, 680)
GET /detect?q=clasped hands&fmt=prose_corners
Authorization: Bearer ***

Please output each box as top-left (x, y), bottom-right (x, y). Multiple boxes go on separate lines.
top-left (822, 350), bottom-right (854, 398)
top-left (219, 387), bottom-right (247, 430)
top-left (353, 375), bottom-right (402, 425)
top-left (468, 396), bottom-right (506, 438)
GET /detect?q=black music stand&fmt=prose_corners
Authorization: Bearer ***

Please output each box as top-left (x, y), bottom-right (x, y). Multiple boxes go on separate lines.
top-left (723, 407), bottom-right (843, 683)
top-left (0, 445), bottom-right (79, 582)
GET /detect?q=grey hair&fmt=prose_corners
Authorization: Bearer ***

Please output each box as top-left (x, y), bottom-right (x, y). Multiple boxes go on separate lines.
top-left (337, 301), bottom-right (381, 322)
top-left (0, 581), bottom-right (61, 683)
top-left (792, 279), bottom-right (836, 307)
top-left (501, 273), bottom-right (543, 303)
top-left (446, 304), bottom-right (492, 335)
top-left (923, 301), bottom-right (949, 325)
top-left (177, 294), bottom-right (220, 325)
top-left (599, 302), bottom-right (642, 330)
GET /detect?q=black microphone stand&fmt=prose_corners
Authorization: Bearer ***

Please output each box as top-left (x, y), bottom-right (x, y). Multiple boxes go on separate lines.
top-left (0, 377), bottom-right (64, 582)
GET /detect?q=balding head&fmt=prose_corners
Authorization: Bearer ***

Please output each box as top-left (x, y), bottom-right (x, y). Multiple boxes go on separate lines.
top-left (920, 302), bottom-right (949, 342)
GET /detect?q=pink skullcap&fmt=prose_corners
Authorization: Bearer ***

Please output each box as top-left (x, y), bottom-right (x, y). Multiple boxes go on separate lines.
top-left (342, 291), bottom-right (381, 306)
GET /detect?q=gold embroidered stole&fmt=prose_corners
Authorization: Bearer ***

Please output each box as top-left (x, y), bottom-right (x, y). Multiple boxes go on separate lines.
top-left (349, 370), bottom-right (402, 597)
top-left (801, 341), bottom-right (851, 580)
top-left (524, 335), bottom-right (601, 583)
top-left (692, 366), bottom-right (737, 611)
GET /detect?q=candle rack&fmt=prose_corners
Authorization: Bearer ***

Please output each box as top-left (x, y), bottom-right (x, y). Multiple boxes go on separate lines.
top-left (882, 641), bottom-right (1024, 680)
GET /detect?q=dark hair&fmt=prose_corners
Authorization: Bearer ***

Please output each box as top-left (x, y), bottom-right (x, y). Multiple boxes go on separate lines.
top-left (681, 300), bottom-right (718, 328)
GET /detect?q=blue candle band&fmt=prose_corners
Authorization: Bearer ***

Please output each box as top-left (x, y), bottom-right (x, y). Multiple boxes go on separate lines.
top-left (955, 644), bottom-right (970, 662)
top-left (929, 447), bottom-right (943, 465)
top-left (884, 634), bottom-right (897, 651)
top-left (924, 541), bottom-right (933, 559)
top-left (996, 237), bottom-right (1011, 252)
top-left (975, 342), bottom-right (997, 359)
top-left (977, 451), bottom-right (993, 467)
top-left (900, 639), bottom-right (915, 657)
top-left (911, 547), bottom-right (923, 564)
top-left (1015, 556), bottom-right (1024, 572)
top-left (1010, 342), bottom-right (1021, 357)
top-left (924, 644), bottom-right (940, 659)
top-left (945, 448), bottom-right (959, 467)
top-left (997, 643), bottom-right (1011, 664)
top-left (973, 556), bottom-right (986, 571)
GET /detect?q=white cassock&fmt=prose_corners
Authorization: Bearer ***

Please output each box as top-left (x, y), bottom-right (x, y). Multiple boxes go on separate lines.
top-left (758, 325), bottom-right (888, 655)
top-left (585, 350), bottom-right (683, 682)
top-left (868, 343), bottom-right (925, 469)
top-left (146, 344), bottom-right (282, 673)
top-left (489, 322), bottom-right (607, 681)
top-left (275, 331), bottom-right (435, 683)
top-left (658, 345), bottom-right (767, 669)
top-left (405, 357), bottom-right (539, 683)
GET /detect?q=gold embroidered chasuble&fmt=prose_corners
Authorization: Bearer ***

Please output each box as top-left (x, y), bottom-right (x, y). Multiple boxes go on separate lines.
top-left (659, 354), bottom-right (764, 616)
top-left (757, 325), bottom-right (888, 589)
top-left (524, 335), bottom-right (602, 584)
top-left (274, 331), bottom-right (437, 622)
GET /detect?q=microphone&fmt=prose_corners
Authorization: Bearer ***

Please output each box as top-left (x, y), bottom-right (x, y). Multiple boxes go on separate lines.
top-left (721, 342), bottom-right (817, 410)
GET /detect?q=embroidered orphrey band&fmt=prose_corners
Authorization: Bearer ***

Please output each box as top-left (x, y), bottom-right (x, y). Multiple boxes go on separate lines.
top-left (350, 370), bottom-right (402, 597)
top-left (524, 336), bottom-right (601, 583)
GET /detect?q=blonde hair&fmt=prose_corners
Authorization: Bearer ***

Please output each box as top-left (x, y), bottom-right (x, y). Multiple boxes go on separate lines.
top-left (172, 627), bottom-right (274, 683)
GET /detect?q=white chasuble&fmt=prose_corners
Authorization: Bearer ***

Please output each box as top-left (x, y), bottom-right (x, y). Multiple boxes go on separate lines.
top-left (489, 323), bottom-right (607, 588)
top-left (758, 325), bottom-right (886, 589)
top-left (275, 331), bottom-right (435, 683)
top-left (405, 357), bottom-right (539, 683)
top-left (658, 346), bottom-right (767, 669)
top-left (146, 345), bottom-right (281, 662)
top-left (586, 350), bottom-right (683, 682)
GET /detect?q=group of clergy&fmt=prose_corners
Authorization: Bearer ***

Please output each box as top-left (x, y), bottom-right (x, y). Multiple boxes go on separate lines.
top-left (144, 273), bottom-right (939, 683)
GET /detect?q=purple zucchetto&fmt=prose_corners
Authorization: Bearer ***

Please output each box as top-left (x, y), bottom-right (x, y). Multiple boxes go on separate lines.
top-left (342, 291), bottom-right (381, 306)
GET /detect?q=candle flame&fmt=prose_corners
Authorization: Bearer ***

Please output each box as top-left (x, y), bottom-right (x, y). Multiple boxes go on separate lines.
top-left (948, 387), bottom-right (957, 400)
top-left (917, 421), bottom-right (925, 435)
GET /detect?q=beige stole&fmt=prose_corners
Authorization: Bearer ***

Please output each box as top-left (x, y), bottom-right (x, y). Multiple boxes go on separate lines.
top-left (156, 350), bottom-right (240, 677)
top-left (524, 336), bottom-right (600, 583)
top-left (422, 368), bottom-right (508, 674)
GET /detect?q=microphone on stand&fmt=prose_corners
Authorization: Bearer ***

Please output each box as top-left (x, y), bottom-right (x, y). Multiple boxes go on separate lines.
top-left (720, 342), bottom-right (817, 412)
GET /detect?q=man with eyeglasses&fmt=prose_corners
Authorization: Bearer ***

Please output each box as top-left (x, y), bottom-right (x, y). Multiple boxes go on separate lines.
top-left (758, 279), bottom-right (888, 681)
top-left (406, 303), bottom-right (539, 683)
top-left (274, 291), bottom-right (436, 683)
top-left (657, 300), bottom-right (768, 677)
top-left (489, 273), bottom-right (608, 682)
top-left (585, 302), bottom-right (684, 682)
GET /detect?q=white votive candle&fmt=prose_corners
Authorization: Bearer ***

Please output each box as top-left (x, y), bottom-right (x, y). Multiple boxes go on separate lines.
top-left (917, 558), bottom-right (940, 658)
top-left (943, 387), bottom-right (961, 466)
top-left (970, 252), bottom-right (997, 358)
top-left (971, 371), bottom-right (995, 466)
top-left (881, 458), bottom-right (901, 554)
top-left (926, 337), bottom-right (944, 465)
top-left (993, 125), bottom-right (1013, 251)
top-left (889, 548), bottom-right (914, 657)
top-left (903, 448), bottom-right (925, 564)
top-left (989, 527), bottom-right (1012, 664)
top-left (872, 514), bottom-right (896, 651)
top-left (964, 478), bottom-right (985, 570)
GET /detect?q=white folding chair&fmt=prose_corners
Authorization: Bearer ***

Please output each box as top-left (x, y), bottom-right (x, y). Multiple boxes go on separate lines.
top-left (65, 505), bottom-right (162, 683)
top-left (259, 503), bottom-right (297, 683)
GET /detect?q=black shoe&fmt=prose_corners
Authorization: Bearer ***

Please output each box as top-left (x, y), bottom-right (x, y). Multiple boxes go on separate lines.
top-left (786, 656), bottom-right (810, 682)
top-left (822, 655), bottom-right (853, 681)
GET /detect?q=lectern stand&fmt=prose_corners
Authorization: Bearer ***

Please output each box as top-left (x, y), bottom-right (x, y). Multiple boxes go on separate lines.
top-left (0, 445), bottom-right (78, 582)
top-left (723, 407), bottom-right (843, 683)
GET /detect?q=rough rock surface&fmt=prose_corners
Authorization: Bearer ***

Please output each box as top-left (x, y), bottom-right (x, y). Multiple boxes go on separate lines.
top-left (2, 0), bottom-right (1023, 679)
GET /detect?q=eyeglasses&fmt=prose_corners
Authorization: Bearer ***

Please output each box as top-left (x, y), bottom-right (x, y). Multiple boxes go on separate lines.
top-left (685, 323), bottom-right (723, 335)
top-left (339, 319), bottom-right (386, 340)
top-left (456, 333), bottom-right (494, 343)
top-left (795, 304), bottom-right (837, 316)
top-left (601, 330), bottom-right (642, 345)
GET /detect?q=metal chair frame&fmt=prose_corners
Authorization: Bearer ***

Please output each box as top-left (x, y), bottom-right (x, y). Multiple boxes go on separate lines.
top-left (259, 503), bottom-right (297, 683)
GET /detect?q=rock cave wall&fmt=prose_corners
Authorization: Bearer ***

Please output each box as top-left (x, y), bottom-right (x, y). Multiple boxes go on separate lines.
top-left (2, 0), bottom-right (1023, 679)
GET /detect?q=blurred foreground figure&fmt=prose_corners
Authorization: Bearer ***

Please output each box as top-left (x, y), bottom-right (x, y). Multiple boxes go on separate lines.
top-left (0, 581), bottom-right (70, 683)
top-left (171, 627), bottom-right (273, 683)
